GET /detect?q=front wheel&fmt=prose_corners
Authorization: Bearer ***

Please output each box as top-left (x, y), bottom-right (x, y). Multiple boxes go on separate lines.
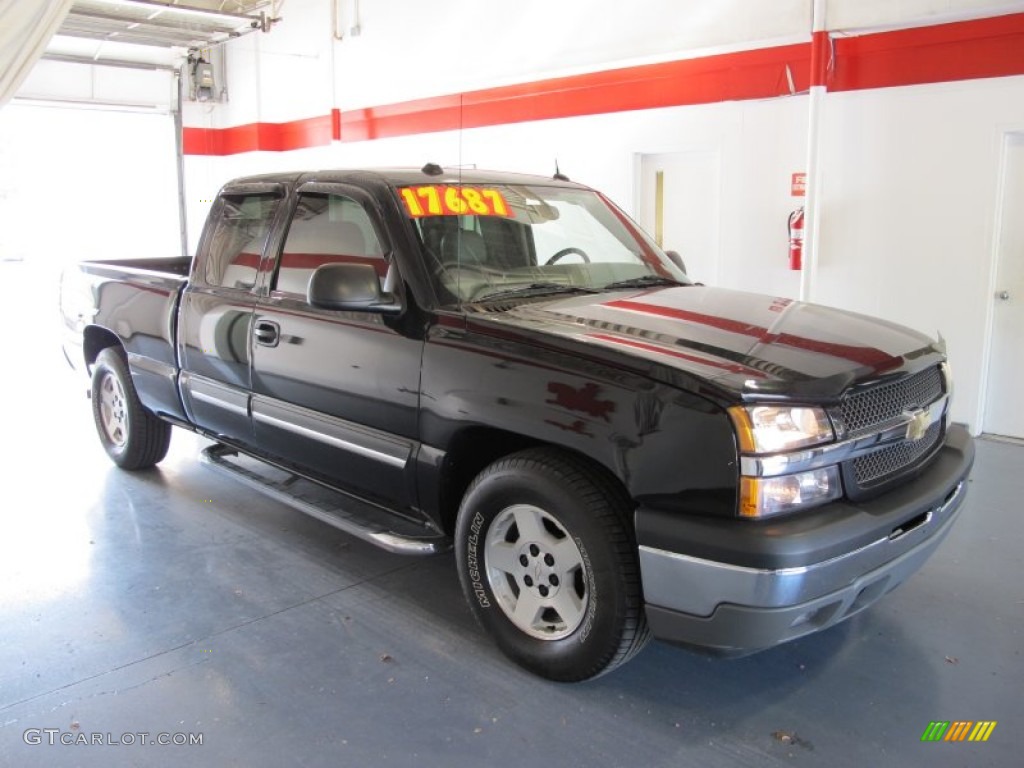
top-left (454, 448), bottom-right (649, 681)
top-left (91, 348), bottom-right (171, 470)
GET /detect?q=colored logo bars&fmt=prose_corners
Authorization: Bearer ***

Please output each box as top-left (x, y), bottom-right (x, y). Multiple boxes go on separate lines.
top-left (921, 721), bottom-right (997, 742)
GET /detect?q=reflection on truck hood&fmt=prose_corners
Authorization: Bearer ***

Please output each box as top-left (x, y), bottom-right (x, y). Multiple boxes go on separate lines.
top-left (487, 286), bottom-right (942, 400)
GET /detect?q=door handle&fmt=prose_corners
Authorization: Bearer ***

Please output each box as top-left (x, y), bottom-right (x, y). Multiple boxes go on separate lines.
top-left (253, 319), bottom-right (280, 347)
top-left (996, 290), bottom-right (1010, 301)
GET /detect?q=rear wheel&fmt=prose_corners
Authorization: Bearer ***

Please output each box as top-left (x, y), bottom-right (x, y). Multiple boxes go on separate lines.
top-left (454, 448), bottom-right (649, 681)
top-left (91, 348), bottom-right (171, 470)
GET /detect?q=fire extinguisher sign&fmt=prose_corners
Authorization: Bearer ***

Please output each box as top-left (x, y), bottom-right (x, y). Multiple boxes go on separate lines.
top-left (791, 172), bottom-right (807, 197)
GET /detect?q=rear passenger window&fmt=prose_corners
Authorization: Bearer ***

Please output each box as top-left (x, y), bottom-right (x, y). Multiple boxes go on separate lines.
top-left (201, 193), bottom-right (281, 290)
top-left (275, 192), bottom-right (386, 297)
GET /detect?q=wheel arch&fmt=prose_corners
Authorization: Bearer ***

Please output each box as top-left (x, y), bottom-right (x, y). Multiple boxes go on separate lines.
top-left (83, 325), bottom-right (124, 370)
top-left (435, 426), bottom-right (633, 537)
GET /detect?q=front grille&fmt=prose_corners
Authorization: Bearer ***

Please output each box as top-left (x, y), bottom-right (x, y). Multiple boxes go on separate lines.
top-left (839, 366), bottom-right (944, 436)
top-left (838, 365), bottom-right (946, 499)
top-left (852, 421), bottom-right (943, 487)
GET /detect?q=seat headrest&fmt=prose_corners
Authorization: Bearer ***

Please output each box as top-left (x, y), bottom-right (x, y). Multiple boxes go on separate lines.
top-left (440, 229), bottom-right (487, 266)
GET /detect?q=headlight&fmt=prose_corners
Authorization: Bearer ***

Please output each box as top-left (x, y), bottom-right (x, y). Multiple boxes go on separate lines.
top-left (940, 360), bottom-right (953, 396)
top-left (940, 361), bottom-right (953, 427)
top-left (729, 405), bottom-right (834, 453)
top-left (739, 467), bottom-right (842, 518)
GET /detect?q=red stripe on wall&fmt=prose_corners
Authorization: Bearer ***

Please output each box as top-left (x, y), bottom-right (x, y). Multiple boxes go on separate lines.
top-left (183, 13), bottom-right (1024, 155)
top-left (183, 114), bottom-right (333, 156)
top-left (335, 43), bottom-right (810, 142)
top-left (829, 12), bottom-right (1024, 91)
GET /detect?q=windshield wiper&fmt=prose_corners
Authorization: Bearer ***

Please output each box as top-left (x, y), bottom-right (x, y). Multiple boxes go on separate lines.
top-left (475, 282), bottom-right (599, 302)
top-left (601, 274), bottom-right (688, 290)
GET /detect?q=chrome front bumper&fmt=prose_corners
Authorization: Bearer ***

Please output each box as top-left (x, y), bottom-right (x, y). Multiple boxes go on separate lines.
top-left (639, 431), bottom-right (973, 654)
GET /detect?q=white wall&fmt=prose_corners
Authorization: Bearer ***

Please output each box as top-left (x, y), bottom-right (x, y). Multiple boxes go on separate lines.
top-left (183, 0), bottom-right (1024, 129)
top-left (207, 5), bottom-right (334, 127)
top-left (814, 75), bottom-right (1024, 428)
top-left (175, 0), bottom-right (1024, 430)
top-left (826, 0), bottom-right (1024, 30)
top-left (330, 0), bottom-right (811, 106)
top-left (182, 0), bottom-right (811, 131)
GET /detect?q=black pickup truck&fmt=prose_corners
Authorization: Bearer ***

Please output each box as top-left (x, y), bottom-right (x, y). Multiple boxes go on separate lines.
top-left (60, 166), bottom-right (974, 681)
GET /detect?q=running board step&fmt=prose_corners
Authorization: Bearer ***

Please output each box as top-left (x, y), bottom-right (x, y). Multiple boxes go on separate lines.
top-left (200, 444), bottom-right (450, 556)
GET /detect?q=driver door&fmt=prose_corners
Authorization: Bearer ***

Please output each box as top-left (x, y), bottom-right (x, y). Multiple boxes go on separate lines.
top-left (249, 183), bottom-right (422, 512)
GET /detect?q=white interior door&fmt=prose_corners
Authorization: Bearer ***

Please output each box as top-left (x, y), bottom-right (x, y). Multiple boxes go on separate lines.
top-left (983, 132), bottom-right (1024, 439)
top-left (638, 151), bottom-right (720, 284)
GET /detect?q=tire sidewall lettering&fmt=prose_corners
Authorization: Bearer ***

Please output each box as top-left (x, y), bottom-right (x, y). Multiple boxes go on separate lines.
top-left (465, 510), bottom-right (491, 608)
top-left (576, 536), bottom-right (597, 645)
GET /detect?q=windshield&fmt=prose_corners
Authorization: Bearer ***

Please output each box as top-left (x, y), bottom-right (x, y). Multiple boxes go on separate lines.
top-left (395, 182), bottom-right (689, 306)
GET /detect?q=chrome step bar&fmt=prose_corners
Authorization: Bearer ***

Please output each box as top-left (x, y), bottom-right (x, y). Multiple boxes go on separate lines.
top-left (200, 443), bottom-right (450, 556)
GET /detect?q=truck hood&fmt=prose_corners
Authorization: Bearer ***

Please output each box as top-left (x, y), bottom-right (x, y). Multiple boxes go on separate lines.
top-left (484, 286), bottom-right (942, 400)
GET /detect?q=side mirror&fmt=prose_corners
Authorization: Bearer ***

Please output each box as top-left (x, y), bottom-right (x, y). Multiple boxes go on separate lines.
top-left (665, 250), bottom-right (686, 274)
top-left (307, 263), bottom-right (400, 314)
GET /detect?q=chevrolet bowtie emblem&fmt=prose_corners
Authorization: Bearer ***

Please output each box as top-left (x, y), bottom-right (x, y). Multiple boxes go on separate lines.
top-left (905, 408), bottom-right (932, 441)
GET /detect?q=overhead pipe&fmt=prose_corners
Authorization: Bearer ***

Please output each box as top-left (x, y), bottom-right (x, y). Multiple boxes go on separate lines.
top-left (799, 0), bottom-right (829, 302)
top-left (331, 0), bottom-right (344, 40)
top-left (332, 0), bottom-right (360, 40)
top-left (173, 65), bottom-right (189, 259)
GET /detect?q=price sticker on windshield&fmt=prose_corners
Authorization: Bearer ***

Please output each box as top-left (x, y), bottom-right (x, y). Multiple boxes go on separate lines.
top-left (398, 185), bottom-right (514, 218)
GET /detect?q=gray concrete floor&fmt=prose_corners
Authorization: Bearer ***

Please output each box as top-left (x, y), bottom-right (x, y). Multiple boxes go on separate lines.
top-left (1, 261), bottom-right (1021, 767)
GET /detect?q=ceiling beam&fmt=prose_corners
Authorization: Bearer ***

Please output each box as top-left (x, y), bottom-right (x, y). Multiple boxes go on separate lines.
top-left (98, 0), bottom-right (264, 24)
top-left (56, 27), bottom-right (199, 47)
top-left (66, 7), bottom-right (241, 34)
top-left (41, 53), bottom-right (179, 71)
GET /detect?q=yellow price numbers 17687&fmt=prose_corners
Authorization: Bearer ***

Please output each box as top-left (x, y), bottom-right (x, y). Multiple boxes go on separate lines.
top-left (398, 185), bottom-right (513, 218)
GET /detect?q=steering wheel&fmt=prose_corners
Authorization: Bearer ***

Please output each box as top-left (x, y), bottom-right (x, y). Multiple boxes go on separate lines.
top-left (545, 247), bottom-right (591, 265)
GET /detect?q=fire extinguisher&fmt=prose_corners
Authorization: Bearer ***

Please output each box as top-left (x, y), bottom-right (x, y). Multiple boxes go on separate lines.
top-left (788, 207), bottom-right (804, 271)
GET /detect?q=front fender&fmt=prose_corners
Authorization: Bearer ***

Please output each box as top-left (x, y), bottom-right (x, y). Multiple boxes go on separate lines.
top-left (419, 321), bottom-right (738, 516)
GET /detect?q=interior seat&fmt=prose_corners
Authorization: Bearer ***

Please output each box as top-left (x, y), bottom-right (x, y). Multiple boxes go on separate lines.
top-left (440, 230), bottom-right (488, 267)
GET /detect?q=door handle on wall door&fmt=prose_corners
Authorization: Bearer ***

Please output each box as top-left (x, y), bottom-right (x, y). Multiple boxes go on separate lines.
top-left (996, 290), bottom-right (1010, 300)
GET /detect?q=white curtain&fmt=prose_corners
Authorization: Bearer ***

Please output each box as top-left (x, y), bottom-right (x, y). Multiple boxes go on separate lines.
top-left (0, 0), bottom-right (75, 107)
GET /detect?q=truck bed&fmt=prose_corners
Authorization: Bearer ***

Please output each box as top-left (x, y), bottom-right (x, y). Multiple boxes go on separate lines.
top-left (60, 256), bottom-right (190, 422)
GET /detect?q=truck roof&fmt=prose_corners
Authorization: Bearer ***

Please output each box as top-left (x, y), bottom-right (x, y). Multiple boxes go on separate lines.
top-left (222, 166), bottom-right (592, 190)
